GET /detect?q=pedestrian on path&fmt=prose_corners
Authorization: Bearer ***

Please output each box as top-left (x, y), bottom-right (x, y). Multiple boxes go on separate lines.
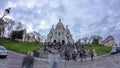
top-left (89, 49), bottom-right (94, 61)
top-left (48, 49), bottom-right (61, 68)
top-left (79, 50), bottom-right (83, 62)
top-left (22, 50), bottom-right (34, 68)
top-left (72, 51), bottom-right (77, 61)
top-left (64, 49), bottom-right (70, 61)
top-left (93, 49), bottom-right (97, 57)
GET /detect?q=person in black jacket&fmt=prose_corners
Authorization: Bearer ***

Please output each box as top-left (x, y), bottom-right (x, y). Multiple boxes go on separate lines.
top-left (79, 50), bottom-right (83, 62)
top-left (22, 50), bottom-right (34, 68)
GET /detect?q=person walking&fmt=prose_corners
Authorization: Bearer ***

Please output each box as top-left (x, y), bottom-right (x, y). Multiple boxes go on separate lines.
top-left (48, 49), bottom-right (61, 68)
top-left (64, 49), bottom-right (70, 61)
top-left (89, 49), bottom-right (94, 61)
top-left (79, 50), bottom-right (83, 62)
top-left (72, 51), bottom-right (77, 61)
top-left (22, 50), bottom-right (34, 68)
top-left (93, 49), bottom-right (97, 57)
top-left (83, 49), bottom-right (87, 60)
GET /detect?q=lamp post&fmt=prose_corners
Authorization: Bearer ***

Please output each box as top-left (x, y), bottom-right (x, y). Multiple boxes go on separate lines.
top-left (1, 8), bottom-right (11, 20)
top-left (0, 7), bottom-right (11, 38)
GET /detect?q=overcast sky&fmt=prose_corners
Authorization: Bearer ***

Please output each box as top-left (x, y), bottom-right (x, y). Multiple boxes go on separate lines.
top-left (0, 0), bottom-right (120, 43)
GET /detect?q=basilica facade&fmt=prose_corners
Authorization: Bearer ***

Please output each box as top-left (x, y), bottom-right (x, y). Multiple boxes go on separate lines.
top-left (46, 19), bottom-right (74, 44)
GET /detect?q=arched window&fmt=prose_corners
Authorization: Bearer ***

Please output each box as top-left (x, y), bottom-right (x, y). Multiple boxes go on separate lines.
top-left (59, 32), bottom-right (60, 36)
top-left (62, 40), bottom-right (65, 44)
top-left (62, 32), bottom-right (64, 34)
top-left (67, 37), bottom-right (69, 39)
top-left (50, 36), bottom-right (52, 39)
top-left (55, 32), bottom-right (57, 34)
top-left (54, 40), bottom-right (56, 43)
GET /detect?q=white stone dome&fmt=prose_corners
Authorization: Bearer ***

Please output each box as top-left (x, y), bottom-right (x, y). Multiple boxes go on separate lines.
top-left (56, 19), bottom-right (64, 30)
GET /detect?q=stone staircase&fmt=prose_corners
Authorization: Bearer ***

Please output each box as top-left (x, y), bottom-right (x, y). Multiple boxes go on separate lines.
top-left (37, 48), bottom-right (49, 59)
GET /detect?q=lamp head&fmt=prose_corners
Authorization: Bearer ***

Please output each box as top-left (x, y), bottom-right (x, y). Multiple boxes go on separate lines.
top-left (4, 7), bottom-right (11, 15)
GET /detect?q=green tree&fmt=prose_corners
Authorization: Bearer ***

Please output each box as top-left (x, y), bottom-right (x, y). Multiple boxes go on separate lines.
top-left (92, 38), bottom-right (99, 44)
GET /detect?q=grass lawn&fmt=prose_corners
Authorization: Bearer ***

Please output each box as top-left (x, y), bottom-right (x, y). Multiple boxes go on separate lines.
top-left (0, 38), bottom-right (42, 54)
top-left (82, 44), bottom-right (112, 56)
top-left (0, 38), bottom-right (112, 56)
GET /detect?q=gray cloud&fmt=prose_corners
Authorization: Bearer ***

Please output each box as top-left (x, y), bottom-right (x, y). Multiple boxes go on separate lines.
top-left (1, 0), bottom-right (120, 43)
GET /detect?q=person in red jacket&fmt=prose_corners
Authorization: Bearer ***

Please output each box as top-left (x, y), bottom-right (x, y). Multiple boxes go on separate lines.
top-left (89, 49), bottom-right (94, 61)
top-left (65, 50), bottom-right (70, 61)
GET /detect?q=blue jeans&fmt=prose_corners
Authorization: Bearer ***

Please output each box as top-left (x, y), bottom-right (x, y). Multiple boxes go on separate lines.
top-left (52, 62), bottom-right (57, 68)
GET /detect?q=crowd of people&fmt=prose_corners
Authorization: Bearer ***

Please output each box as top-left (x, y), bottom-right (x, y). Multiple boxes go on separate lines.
top-left (21, 42), bottom-right (97, 68)
top-left (43, 42), bottom-right (97, 61)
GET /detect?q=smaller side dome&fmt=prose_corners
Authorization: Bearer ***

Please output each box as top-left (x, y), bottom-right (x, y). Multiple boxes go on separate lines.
top-left (49, 25), bottom-right (54, 34)
top-left (66, 25), bottom-right (70, 34)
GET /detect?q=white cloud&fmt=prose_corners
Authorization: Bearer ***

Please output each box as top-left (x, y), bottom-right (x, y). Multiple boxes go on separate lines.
top-left (17, 0), bottom-right (37, 9)
top-left (5, 15), bottom-right (15, 20)
top-left (48, 0), bottom-right (60, 8)
top-left (1, 0), bottom-right (120, 43)
top-left (39, 20), bottom-right (49, 29)
top-left (7, 1), bottom-right (17, 8)
top-left (26, 23), bottom-right (33, 33)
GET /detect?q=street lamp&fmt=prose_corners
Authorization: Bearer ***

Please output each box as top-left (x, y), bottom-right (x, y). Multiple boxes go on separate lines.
top-left (1, 7), bottom-right (11, 20)
top-left (0, 7), bottom-right (11, 38)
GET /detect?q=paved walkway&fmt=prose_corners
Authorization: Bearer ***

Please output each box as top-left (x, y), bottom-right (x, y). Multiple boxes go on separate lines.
top-left (36, 53), bottom-right (120, 68)
top-left (0, 51), bottom-right (120, 68)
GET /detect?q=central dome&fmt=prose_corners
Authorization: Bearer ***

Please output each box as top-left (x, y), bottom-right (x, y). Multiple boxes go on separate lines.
top-left (56, 19), bottom-right (64, 29)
